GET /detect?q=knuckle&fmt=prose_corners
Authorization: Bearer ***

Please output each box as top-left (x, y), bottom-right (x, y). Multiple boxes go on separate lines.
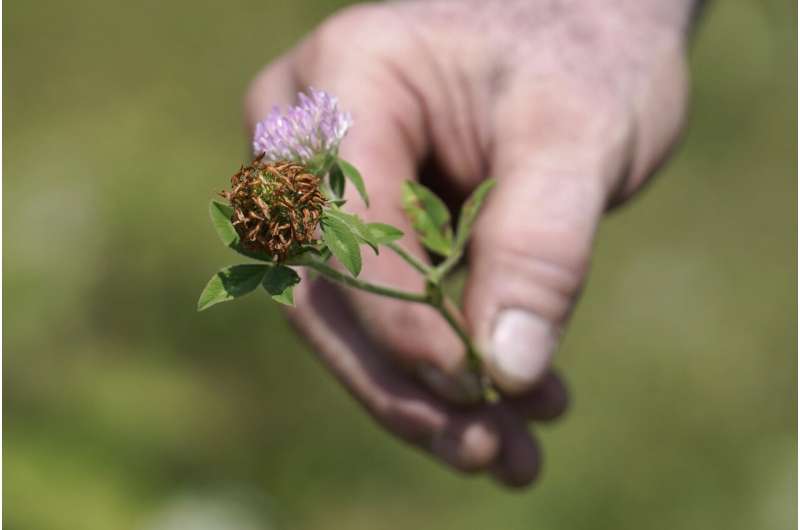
top-left (498, 75), bottom-right (633, 156)
top-left (543, 77), bottom-right (623, 115)
top-left (300, 3), bottom-right (394, 71)
top-left (243, 58), bottom-right (291, 126)
top-left (314, 4), bottom-right (374, 46)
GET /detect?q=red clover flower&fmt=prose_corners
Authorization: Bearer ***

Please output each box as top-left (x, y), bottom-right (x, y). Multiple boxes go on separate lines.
top-left (252, 87), bottom-right (353, 162)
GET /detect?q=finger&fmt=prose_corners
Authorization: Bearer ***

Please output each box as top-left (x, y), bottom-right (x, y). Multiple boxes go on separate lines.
top-left (287, 34), bottom-right (482, 402)
top-left (288, 275), bottom-right (500, 472)
top-left (464, 80), bottom-right (634, 395)
top-left (244, 56), bottom-right (297, 132)
top-left (505, 371), bottom-right (569, 422)
top-left (489, 405), bottom-right (541, 488)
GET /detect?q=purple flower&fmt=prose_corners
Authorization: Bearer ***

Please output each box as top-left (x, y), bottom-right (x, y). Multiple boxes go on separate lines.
top-left (252, 87), bottom-right (353, 162)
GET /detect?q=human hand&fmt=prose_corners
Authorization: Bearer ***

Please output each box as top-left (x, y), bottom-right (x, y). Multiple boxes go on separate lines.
top-left (244, 0), bottom-right (696, 487)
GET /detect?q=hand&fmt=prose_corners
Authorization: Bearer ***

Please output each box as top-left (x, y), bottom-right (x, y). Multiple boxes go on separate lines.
top-left (244, 0), bottom-right (695, 487)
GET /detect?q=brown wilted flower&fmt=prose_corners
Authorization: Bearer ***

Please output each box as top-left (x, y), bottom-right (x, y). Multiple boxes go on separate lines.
top-left (221, 154), bottom-right (326, 261)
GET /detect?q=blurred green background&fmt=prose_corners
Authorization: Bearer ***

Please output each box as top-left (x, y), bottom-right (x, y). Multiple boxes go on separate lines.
top-left (4, 1), bottom-right (796, 529)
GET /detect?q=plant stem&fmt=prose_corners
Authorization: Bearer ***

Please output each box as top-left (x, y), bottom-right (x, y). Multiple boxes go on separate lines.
top-left (433, 297), bottom-right (482, 371)
top-left (431, 250), bottom-right (463, 283)
top-left (297, 254), bottom-right (496, 401)
top-left (303, 259), bottom-right (429, 303)
top-left (386, 242), bottom-right (431, 275)
top-left (299, 256), bottom-right (473, 360)
top-left (436, 300), bottom-right (496, 402)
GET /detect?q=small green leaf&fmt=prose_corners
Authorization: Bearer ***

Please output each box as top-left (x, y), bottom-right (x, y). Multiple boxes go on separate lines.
top-left (367, 223), bottom-right (404, 244)
top-left (401, 181), bottom-right (453, 256)
top-left (337, 159), bottom-right (369, 206)
top-left (321, 215), bottom-right (362, 276)
top-left (329, 163), bottom-right (346, 198)
top-left (197, 264), bottom-right (268, 311)
top-left (262, 264), bottom-right (301, 306)
top-left (308, 152), bottom-right (335, 177)
top-left (209, 200), bottom-right (273, 262)
top-left (210, 200), bottom-right (239, 247)
top-left (453, 179), bottom-right (496, 255)
top-left (324, 209), bottom-right (379, 254)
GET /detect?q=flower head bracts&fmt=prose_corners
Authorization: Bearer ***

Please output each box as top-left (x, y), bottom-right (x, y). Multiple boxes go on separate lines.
top-left (252, 88), bottom-right (353, 163)
top-left (220, 155), bottom-right (326, 261)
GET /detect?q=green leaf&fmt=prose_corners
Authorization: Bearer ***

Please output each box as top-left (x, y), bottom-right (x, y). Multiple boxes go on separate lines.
top-left (308, 152), bottom-right (335, 177)
top-left (321, 214), bottom-right (362, 276)
top-left (324, 209), bottom-right (379, 254)
top-left (209, 200), bottom-right (239, 247)
top-left (367, 223), bottom-right (404, 244)
top-left (197, 264), bottom-right (268, 311)
top-left (209, 200), bottom-right (273, 262)
top-left (337, 159), bottom-right (369, 206)
top-left (401, 181), bottom-right (453, 256)
top-left (262, 264), bottom-right (301, 306)
top-left (453, 179), bottom-right (496, 255)
top-left (329, 163), bottom-right (346, 198)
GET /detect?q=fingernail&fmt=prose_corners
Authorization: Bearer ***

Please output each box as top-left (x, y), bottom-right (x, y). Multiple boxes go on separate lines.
top-left (418, 363), bottom-right (482, 404)
top-left (487, 309), bottom-right (556, 395)
top-left (431, 419), bottom-right (499, 471)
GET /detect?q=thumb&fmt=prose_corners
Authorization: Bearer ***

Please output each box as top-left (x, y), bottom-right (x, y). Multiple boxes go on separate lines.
top-left (464, 98), bottom-right (632, 395)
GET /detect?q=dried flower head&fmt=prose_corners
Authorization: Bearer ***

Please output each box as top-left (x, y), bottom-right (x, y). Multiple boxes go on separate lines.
top-left (252, 87), bottom-right (352, 162)
top-left (221, 155), bottom-right (326, 261)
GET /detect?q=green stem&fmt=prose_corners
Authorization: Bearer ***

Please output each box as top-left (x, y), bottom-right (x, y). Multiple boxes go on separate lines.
top-left (433, 297), bottom-right (482, 372)
top-left (431, 250), bottom-right (463, 283)
top-left (386, 242), bottom-right (431, 275)
top-left (298, 257), bottom-right (474, 364)
top-left (438, 300), bottom-right (497, 402)
top-left (295, 254), bottom-right (496, 401)
top-left (303, 259), bottom-right (429, 304)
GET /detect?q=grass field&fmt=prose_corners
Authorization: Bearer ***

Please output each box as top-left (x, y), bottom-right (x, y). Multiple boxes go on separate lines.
top-left (4, 1), bottom-right (797, 529)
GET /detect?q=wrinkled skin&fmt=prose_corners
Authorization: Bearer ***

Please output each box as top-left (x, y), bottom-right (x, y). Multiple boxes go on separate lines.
top-left (245, 0), bottom-right (696, 487)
